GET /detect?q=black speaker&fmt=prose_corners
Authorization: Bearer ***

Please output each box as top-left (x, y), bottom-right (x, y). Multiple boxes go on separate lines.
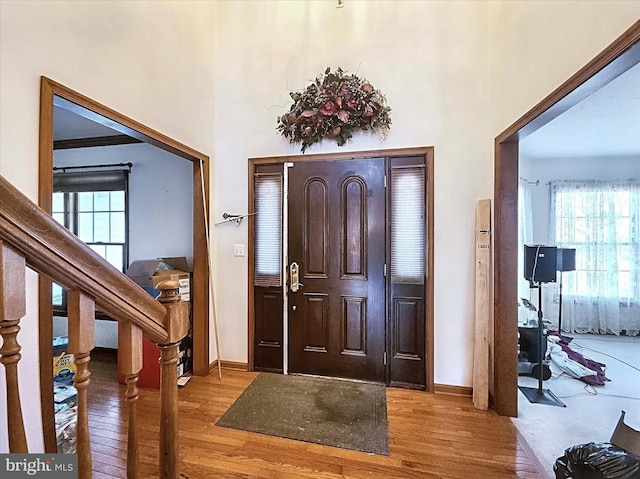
top-left (524, 245), bottom-right (557, 283)
top-left (557, 248), bottom-right (576, 272)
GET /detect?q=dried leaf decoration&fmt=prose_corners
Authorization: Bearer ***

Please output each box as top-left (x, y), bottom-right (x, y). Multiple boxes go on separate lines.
top-left (277, 67), bottom-right (392, 153)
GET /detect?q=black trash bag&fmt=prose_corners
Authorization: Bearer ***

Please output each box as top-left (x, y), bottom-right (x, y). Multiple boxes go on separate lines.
top-left (554, 442), bottom-right (640, 479)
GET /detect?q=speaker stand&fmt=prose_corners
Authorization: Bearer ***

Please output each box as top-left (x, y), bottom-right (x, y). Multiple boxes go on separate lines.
top-left (519, 282), bottom-right (565, 408)
top-left (557, 270), bottom-right (572, 343)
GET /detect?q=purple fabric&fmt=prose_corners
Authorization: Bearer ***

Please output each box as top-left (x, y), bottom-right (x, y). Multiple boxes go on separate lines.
top-left (557, 339), bottom-right (610, 386)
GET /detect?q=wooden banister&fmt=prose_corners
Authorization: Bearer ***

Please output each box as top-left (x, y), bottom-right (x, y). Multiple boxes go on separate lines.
top-left (0, 175), bottom-right (189, 477)
top-left (0, 241), bottom-right (28, 453)
top-left (157, 281), bottom-right (189, 479)
top-left (0, 176), bottom-right (168, 343)
top-left (68, 290), bottom-right (95, 479)
top-left (120, 322), bottom-right (143, 479)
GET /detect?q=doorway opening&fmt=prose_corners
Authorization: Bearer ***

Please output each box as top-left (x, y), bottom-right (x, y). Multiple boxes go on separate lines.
top-left (38, 77), bottom-right (211, 452)
top-left (248, 147), bottom-right (434, 391)
top-left (492, 23), bottom-right (640, 418)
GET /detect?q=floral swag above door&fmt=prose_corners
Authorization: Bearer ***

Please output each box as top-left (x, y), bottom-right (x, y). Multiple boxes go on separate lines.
top-left (277, 67), bottom-right (392, 153)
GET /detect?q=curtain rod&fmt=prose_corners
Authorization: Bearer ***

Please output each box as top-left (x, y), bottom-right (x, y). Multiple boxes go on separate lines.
top-left (519, 176), bottom-right (539, 186)
top-left (53, 162), bottom-right (133, 172)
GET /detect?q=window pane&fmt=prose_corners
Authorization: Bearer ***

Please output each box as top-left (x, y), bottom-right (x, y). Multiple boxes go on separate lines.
top-left (254, 174), bottom-right (282, 287)
top-left (614, 191), bottom-right (629, 216)
top-left (94, 212), bottom-right (110, 242)
top-left (111, 212), bottom-right (125, 243)
top-left (111, 191), bottom-right (125, 211)
top-left (53, 212), bottom-right (65, 226)
top-left (78, 192), bottom-right (93, 212)
top-left (619, 271), bottom-right (630, 298)
top-left (574, 218), bottom-right (587, 242)
top-left (617, 245), bottom-right (630, 271)
top-left (77, 212), bottom-right (94, 242)
top-left (553, 181), bottom-right (639, 300)
top-left (391, 166), bottom-right (425, 283)
top-left (106, 245), bottom-right (124, 271)
top-left (90, 244), bottom-right (106, 258)
top-left (94, 192), bottom-right (110, 212)
top-left (52, 283), bottom-right (63, 306)
top-left (616, 217), bottom-right (629, 243)
top-left (52, 192), bottom-right (64, 213)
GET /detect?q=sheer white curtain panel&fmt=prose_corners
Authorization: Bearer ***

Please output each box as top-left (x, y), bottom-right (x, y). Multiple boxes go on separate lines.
top-left (518, 178), bottom-right (535, 324)
top-left (549, 180), bottom-right (640, 336)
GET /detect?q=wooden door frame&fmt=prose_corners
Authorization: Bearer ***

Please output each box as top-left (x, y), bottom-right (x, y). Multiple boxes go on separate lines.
top-left (492, 21), bottom-right (640, 417)
top-left (38, 76), bottom-right (211, 451)
top-left (248, 146), bottom-right (434, 392)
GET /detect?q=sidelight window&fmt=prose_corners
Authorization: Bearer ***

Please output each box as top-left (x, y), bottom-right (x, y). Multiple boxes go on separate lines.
top-left (254, 173), bottom-right (283, 287)
top-left (390, 165), bottom-right (426, 283)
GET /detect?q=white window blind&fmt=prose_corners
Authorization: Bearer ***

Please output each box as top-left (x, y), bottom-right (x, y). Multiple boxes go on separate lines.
top-left (254, 174), bottom-right (283, 287)
top-left (391, 166), bottom-right (425, 283)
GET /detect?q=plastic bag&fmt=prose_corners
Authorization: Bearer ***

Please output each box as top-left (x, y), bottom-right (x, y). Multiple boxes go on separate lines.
top-left (554, 442), bottom-right (640, 479)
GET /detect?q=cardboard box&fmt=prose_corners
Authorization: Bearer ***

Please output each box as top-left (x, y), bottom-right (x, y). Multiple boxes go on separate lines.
top-left (53, 336), bottom-right (76, 383)
top-left (121, 257), bottom-right (192, 387)
top-left (126, 257), bottom-right (190, 302)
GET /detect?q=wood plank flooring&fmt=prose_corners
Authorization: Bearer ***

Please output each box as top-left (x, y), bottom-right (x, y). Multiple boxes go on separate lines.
top-left (86, 356), bottom-right (547, 478)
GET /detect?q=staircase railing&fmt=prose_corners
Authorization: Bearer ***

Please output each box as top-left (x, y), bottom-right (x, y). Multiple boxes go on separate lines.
top-left (0, 175), bottom-right (189, 478)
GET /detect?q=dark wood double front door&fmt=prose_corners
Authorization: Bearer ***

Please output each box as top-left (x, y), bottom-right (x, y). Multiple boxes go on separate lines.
top-left (252, 151), bottom-right (428, 389)
top-left (287, 158), bottom-right (386, 382)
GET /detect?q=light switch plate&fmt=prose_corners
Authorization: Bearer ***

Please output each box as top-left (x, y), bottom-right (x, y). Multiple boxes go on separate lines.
top-left (233, 244), bottom-right (245, 256)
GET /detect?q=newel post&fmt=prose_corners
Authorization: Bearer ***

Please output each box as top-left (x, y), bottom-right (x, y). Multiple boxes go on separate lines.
top-left (0, 241), bottom-right (28, 452)
top-left (156, 280), bottom-right (189, 479)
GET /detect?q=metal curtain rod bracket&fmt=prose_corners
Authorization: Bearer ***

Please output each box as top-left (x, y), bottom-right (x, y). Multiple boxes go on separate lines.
top-left (519, 176), bottom-right (539, 186)
top-left (53, 162), bottom-right (133, 173)
top-left (215, 211), bottom-right (258, 226)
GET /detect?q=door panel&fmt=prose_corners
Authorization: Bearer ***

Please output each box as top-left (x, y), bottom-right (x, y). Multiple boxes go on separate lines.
top-left (387, 157), bottom-right (426, 389)
top-left (288, 158), bottom-right (385, 382)
top-left (254, 288), bottom-right (283, 371)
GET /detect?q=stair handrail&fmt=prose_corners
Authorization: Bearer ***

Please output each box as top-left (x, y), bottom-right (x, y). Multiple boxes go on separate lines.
top-left (0, 175), bottom-right (169, 342)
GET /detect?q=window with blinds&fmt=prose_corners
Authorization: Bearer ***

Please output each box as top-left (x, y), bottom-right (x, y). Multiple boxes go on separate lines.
top-left (52, 168), bottom-right (129, 309)
top-left (391, 166), bottom-right (426, 283)
top-left (254, 173), bottom-right (283, 287)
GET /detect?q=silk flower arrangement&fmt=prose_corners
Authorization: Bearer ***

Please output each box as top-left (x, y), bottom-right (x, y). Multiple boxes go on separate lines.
top-left (277, 67), bottom-right (392, 153)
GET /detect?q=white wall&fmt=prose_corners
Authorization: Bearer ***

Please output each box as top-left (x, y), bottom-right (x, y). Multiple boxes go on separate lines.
top-left (488, 1), bottom-right (640, 137)
top-left (520, 155), bottom-right (640, 243)
top-left (0, 0), bottom-right (216, 452)
top-left (53, 142), bottom-right (194, 348)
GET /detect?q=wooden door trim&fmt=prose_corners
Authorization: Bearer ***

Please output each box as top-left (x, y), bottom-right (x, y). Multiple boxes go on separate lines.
top-left (39, 77), bottom-right (211, 450)
top-left (493, 20), bottom-right (640, 417)
top-left (248, 146), bottom-right (434, 392)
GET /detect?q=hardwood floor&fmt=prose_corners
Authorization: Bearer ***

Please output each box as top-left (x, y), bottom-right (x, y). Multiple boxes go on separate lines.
top-left (87, 356), bottom-right (546, 478)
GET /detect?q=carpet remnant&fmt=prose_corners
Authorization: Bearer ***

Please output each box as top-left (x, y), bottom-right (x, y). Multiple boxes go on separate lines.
top-left (216, 373), bottom-right (389, 455)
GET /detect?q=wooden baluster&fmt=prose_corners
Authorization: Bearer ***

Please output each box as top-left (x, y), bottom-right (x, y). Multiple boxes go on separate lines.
top-left (0, 241), bottom-right (28, 452)
top-left (156, 280), bottom-right (189, 479)
top-left (120, 322), bottom-right (142, 479)
top-left (67, 290), bottom-right (95, 479)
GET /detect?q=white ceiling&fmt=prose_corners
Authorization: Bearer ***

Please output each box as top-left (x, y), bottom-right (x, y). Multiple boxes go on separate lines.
top-left (519, 63), bottom-right (640, 160)
top-left (53, 106), bottom-right (121, 141)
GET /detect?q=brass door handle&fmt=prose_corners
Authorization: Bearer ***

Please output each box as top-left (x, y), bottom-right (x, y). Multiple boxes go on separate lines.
top-left (289, 262), bottom-right (303, 292)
